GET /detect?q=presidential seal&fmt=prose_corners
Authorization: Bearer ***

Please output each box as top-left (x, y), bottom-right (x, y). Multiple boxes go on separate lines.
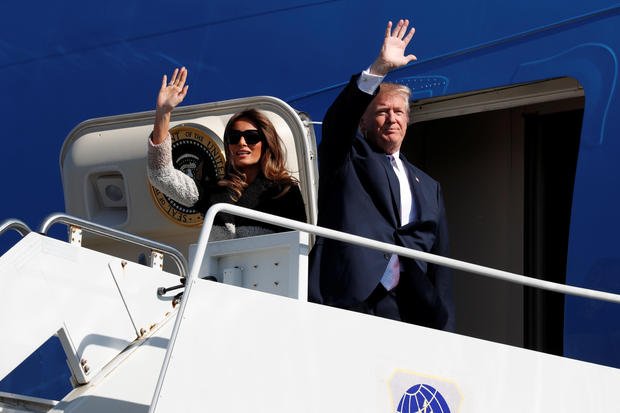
top-left (150, 123), bottom-right (225, 226)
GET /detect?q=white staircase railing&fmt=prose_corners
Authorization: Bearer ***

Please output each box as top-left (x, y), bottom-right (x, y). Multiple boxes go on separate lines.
top-left (39, 213), bottom-right (188, 279)
top-left (192, 203), bottom-right (620, 304)
top-left (0, 219), bottom-right (31, 238)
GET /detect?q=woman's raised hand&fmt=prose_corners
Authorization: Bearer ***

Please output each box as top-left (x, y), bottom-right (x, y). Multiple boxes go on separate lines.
top-left (152, 67), bottom-right (189, 144)
top-left (157, 67), bottom-right (189, 113)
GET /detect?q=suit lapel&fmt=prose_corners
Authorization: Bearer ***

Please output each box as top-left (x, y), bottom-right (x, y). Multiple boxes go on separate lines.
top-left (399, 156), bottom-right (430, 273)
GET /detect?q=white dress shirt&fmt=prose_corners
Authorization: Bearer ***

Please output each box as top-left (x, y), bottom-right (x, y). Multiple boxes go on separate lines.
top-left (380, 152), bottom-right (415, 291)
top-left (356, 70), bottom-right (415, 292)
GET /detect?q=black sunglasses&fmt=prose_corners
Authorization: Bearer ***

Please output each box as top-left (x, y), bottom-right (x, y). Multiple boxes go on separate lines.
top-left (226, 129), bottom-right (264, 145)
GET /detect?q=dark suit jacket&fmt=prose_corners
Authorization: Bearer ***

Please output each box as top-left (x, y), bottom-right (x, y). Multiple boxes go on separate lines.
top-left (308, 74), bottom-right (455, 331)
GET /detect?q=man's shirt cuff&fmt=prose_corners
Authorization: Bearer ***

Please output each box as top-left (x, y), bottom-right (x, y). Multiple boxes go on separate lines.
top-left (357, 69), bottom-right (385, 95)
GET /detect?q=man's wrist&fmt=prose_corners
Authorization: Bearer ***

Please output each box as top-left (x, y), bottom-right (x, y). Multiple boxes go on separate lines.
top-left (369, 61), bottom-right (390, 77)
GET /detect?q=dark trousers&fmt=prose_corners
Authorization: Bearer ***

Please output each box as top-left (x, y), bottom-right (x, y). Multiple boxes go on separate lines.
top-left (347, 283), bottom-right (402, 321)
top-left (346, 274), bottom-right (451, 330)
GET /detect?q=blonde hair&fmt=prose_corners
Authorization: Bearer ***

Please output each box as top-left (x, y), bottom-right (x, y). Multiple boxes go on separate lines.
top-left (378, 82), bottom-right (412, 113)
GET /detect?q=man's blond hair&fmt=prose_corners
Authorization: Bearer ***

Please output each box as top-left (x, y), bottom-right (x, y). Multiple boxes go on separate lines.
top-left (377, 82), bottom-right (412, 113)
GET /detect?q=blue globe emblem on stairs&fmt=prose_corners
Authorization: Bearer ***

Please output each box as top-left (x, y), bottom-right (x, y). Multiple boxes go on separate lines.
top-left (396, 384), bottom-right (451, 413)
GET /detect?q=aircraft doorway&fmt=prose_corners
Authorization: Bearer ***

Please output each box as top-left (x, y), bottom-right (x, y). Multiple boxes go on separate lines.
top-left (403, 79), bottom-right (584, 353)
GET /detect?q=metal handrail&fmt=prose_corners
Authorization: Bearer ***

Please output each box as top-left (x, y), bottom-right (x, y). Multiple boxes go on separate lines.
top-left (39, 213), bottom-right (188, 279)
top-left (194, 204), bottom-right (620, 304)
top-left (0, 219), bottom-right (31, 237)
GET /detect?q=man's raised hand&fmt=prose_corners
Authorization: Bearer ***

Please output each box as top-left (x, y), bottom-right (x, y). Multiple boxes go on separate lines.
top-left (369, 19), bottom-right (417, 76)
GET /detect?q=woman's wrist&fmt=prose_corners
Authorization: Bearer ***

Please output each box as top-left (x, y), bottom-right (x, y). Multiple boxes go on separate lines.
top-left (155, 106), bottom-right (172, 118)
top-left (152, 110), bottom-right (172, 145)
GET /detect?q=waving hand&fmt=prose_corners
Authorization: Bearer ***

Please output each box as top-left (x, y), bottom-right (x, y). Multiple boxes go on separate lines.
top-left (157, 67), bottom-right (189, 113)
top-left (369, 19), bottom-right (417, 76)
top-left (152, 67), bottom-right (189, 144)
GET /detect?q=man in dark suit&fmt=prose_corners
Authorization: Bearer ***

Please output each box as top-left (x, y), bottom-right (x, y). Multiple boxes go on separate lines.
top-left (309, 19), bottom-right (454, 331)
